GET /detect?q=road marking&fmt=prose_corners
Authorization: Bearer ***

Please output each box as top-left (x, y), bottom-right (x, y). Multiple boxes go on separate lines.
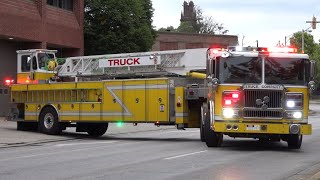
top-left (55, 141), bottom-right (118, 147)
top-left (0, 141), bottom-right (120, 162)
top-left (164, 150), bottom-right (207, 160)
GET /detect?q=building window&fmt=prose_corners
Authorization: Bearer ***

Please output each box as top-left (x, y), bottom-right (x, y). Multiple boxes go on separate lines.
top-left (47, 0), bottom-right (73, 11)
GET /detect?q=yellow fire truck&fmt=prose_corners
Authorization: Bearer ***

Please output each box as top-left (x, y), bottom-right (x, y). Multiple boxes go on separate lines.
top-left (7, 46), bottom-right (316, 149)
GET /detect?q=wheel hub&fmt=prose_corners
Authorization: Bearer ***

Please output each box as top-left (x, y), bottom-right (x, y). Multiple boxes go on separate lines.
top-left (44, 113), bottom-right (54, 129)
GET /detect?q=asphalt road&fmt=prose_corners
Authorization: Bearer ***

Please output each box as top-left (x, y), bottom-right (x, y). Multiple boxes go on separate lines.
top-left (1, 105), bottom-right (320, 180)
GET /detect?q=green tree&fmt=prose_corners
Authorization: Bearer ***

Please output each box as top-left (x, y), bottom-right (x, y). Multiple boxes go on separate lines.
top-left (177, 21), bottom-right (195, 33)
top-left (158, 26), bottom-right (177, 32)
top-left (191, 6), bottom-right (228, 34)
top-left (290, 31), bottom-right (320, 90)
top-left (84, 0), bottom-right (156, 55)
top-left (178, 6), bottom-right (227, 34)
top-left (290, 31), bottom-right (316, 55)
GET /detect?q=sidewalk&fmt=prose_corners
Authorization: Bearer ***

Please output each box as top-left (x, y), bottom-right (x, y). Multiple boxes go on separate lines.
top-left (0, 118), bottom-right (174, 148)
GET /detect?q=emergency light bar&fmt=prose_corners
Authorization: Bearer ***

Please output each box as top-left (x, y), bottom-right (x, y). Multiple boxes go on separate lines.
top-left (209, 46), bottom-right (298, 54)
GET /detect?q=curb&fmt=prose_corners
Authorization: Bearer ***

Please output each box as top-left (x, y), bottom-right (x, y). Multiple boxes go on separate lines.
top-left (308, 171), bottom-right (320, 180)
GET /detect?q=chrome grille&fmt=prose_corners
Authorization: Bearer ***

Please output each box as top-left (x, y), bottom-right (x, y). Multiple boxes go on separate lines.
top-left (243, 110), bottom-right (283, 118)
top-left (243, 89), bottom-right (283, 118)
top-left (244, 90), bottom-right (283, 108)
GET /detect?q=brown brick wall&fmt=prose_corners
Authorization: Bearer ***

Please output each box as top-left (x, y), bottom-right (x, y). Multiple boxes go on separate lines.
top-left (160, 42), bottom-right (178, 51)
top-left (0, 0), bottom-right (84, 56)
top-left (153, 32), bottom-right (238, 51)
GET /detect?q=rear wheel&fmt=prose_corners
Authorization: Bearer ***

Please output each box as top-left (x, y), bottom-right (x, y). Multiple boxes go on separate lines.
top-left (17, 121), bottom-right (38, 131)
top-left (17, 121), bottom-right (26, 131)
top-left (87, 123), bottom-right (108, 137)
top-left (204, 105), bottom-right (223, 147)
top-left (39, 107), bottom-right (62, 135)
top-left (287, 135), bottom-right (302, 149)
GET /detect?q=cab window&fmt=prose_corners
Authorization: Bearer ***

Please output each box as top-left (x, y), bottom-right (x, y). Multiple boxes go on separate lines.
top-left (38, 53), bottom-right (55, 70)
top-left (21, 55), bottom-right (31, 72)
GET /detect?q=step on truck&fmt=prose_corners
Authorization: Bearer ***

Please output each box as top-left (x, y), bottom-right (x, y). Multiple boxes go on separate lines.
top-left (6, 46), bottom-right (316, 149)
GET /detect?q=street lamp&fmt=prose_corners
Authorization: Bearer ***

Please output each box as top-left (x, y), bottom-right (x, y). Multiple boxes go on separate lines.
top-left (302, 28), bottom-right (312, 53)
top-left (285, 28), bottom-right (312, 53)
top-left (285, 33), bottom-right (294, 46)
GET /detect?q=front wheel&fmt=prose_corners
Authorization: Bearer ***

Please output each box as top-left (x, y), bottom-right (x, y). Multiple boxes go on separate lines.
top-left (287, 135), bottom-right (303, 149)
top-left (39, 107), bottom-right (62, 135)
top-left (204, 106), bottom-right (223, 147)
top-left (200, 104), bottom-right (207, 142)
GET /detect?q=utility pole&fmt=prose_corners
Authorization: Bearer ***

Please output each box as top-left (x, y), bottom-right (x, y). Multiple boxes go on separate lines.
top-left (256, 40), bottom-right (259, 47)
top-left (241, 35), bottom-right (245, 46)
top-left (306, 16), bottom-right (320, 30)
top-left (285, 36), bottom-right (287, 46)
top-left (302, 29), bottom-right (304, 53)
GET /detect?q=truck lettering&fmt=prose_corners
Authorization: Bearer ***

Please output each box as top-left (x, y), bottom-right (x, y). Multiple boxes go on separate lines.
top-left (107, 58), bottom-right (141, 67)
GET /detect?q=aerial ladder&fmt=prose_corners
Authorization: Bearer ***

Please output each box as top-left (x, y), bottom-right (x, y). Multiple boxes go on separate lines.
top-left (56, 48), bottom-right (208, 80)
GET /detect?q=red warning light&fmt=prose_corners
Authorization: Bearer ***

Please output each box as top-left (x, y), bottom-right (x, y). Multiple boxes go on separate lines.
top-left (4, 79), bottom-right (14, 85)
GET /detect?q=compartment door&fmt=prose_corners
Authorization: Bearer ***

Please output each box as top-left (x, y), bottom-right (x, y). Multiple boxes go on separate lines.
top-left (123, 80), bottom-right (146, 122)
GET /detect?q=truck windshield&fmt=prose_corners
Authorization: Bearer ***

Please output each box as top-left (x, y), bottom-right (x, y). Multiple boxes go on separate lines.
top-left (265, 57), bottom-right (309, 85)
top-left (217, 56), bottom-right (310, 85)
top-left (217, 56), bottom-right (262, 83)
top-left (38, 53), bottom-right (55, 70)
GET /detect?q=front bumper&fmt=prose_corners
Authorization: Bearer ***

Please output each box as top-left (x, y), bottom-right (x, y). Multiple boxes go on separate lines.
top-left (214, 121), bottom-right (312, 135)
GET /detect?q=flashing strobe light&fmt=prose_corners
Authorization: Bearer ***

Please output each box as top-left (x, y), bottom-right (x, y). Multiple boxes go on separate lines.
top-left (225, 100), bottom-right (232, 105)
top-left (211, 48), bottom-right (223, 54)
top-left (222, 91), bottom-right (240, 107)
top-left (267, 47), bottom-right (298, 53)
top-left (4, 79), bottom-right (14, 85)
top-left (232, 93), bottom-right (239, 99)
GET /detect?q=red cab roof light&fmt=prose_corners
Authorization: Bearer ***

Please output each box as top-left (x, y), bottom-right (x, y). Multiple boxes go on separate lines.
top-left (267, 47), bottom-right (298, 53)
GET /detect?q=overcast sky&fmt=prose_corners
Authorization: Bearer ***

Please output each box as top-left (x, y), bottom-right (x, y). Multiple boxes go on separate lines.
top-left (152, 0), bottom-right (320, 47)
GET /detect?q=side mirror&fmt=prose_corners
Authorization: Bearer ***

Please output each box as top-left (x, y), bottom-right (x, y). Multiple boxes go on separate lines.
top-left (206, 77), bottom-right (219, 92)
top-left (211, 78), bottom-right (219, 85)
top-left (308, 81), bottom-right (316, 91)
top-left (310, 60), bottom-right (316, 80)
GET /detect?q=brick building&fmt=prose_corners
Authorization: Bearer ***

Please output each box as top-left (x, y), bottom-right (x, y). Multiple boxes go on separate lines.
top-left (152, 31), bottom-right (238, 51)
top-left (0, 0), bottom-right (84, 116)
top-left (153, 1), bottom-right (238, 51)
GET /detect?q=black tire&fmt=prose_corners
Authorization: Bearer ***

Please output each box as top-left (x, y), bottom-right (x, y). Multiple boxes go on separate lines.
top-left (17, 121), bottom-right (26, 131)
top-left (87, 123), bottom-right (108, 137)
top-left (200, 104), bottom-right (207, 142)
top-left (287, 135), bottom-right (302, 149)
top-left (17, 122), bottom-right (38, 131)
top-left (38, 107), bottom-right (62, 135)
top-left (204, 105), bottom-right (223, 147)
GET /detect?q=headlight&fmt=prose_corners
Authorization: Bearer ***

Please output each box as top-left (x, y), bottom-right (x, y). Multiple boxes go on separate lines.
top-left (223, 108), bottom-right (234, 118)
top-left (293, 112), bottom-right (302, 119)
top-left (286, 93), bottom-right (303, 109)
top-left (286, 111), bottom-right (303, 119)
top-left (286, 100), bottom-right (295, 108)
